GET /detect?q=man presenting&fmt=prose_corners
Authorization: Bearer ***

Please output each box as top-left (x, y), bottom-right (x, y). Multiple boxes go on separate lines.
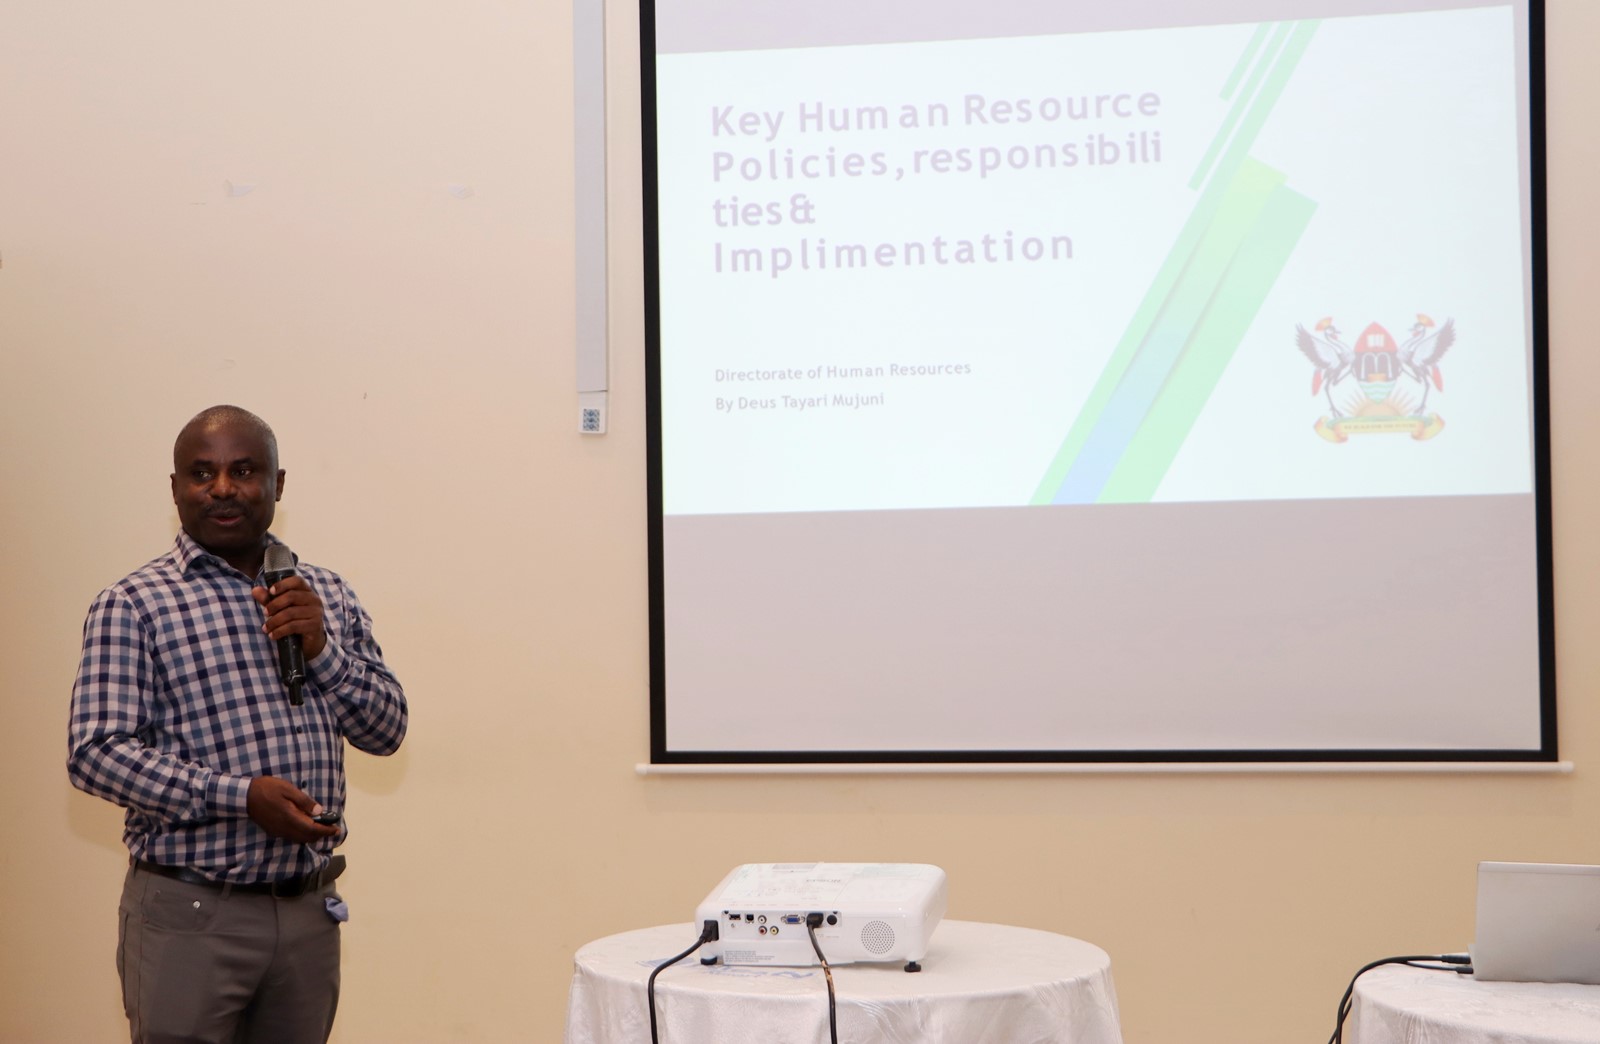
top-left (68, 405), bottom-right (408, 1043)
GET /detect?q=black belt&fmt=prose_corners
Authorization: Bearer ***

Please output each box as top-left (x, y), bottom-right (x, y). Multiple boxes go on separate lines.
top-left (133, 854), bottom-right (346, 898)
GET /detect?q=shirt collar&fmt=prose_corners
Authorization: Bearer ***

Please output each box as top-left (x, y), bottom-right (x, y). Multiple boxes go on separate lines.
top-left (175, 529), bottom-right (285, 580)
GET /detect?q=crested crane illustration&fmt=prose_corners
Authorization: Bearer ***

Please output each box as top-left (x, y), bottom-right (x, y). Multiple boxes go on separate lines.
top-left (1397, 314), bottom-right (1455, 413)
top-left (1296, 316), bottom-right (1354, 417)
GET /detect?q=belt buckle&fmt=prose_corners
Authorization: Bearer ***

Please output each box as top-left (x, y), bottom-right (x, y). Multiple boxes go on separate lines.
top-left (271, 871), bottom-right (315, 898)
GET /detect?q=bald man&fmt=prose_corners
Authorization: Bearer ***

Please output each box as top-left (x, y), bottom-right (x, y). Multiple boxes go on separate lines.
top-left (69, 405), bottom-right (408, 1043)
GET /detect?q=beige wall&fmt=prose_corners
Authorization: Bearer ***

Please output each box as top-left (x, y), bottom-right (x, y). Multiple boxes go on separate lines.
top-left (2, 2), bottom-right (1597, 1041)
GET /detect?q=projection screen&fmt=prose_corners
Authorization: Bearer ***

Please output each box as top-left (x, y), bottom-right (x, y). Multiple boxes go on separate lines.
top-left (642, 0), bottom-right (1554, 765)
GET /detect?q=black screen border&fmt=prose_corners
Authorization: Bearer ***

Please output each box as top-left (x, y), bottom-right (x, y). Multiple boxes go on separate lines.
top-left (641, 0), bottom-right (1557, 767)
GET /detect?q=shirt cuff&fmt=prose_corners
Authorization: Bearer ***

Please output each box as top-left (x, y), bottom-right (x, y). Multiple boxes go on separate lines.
top-left (208, 773), bottom-right (254, 819)
top-left (306, 639), bottom-right (350, 695)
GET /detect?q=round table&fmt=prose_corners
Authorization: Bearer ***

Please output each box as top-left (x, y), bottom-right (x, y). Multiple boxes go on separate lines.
top-left (1349, 964), bottom-right (1600, 1043)
top-left (563, 919), bottom-right (1123, 1044)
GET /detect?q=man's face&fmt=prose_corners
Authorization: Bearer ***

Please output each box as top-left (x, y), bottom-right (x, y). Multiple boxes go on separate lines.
top-left (170, 418), bottom-right (284, 572)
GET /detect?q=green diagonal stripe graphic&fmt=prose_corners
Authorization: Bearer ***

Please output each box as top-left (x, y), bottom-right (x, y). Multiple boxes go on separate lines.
top-left (1099, 184), bottom-right (1318, 502)
top-left (1204, 20), bottom-right (1321, 192)
top-left (1221, 23), bottom-right (1274, 101)
top-left (1030, 19), bottom-right (1322, 505)
top-left (1047, 158), bottom-right (1283, 503)
top-left (1027, 157), bottom-right (1243, 504)
top-left (1191, 22), bottom-right (1293, 190)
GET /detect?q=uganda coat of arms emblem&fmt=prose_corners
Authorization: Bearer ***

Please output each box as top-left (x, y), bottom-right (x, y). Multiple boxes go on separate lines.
top-left (1296, 314), bottom-right (1454, 442)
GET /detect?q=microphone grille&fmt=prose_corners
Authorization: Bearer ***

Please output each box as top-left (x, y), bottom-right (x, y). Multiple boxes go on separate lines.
top-left (263, 544), bottom-right (296, 575)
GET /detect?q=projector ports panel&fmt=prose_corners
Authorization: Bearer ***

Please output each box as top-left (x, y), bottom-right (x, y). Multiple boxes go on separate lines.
top-left (718, 910), bottom-right (837, 941)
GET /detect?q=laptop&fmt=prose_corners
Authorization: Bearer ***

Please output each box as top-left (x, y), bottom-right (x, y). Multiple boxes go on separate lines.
top-left (1471, 861), bottom-right (1600, 984)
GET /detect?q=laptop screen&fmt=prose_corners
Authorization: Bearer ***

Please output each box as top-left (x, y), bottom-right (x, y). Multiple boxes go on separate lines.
top-left (1473, 862), bottom-right (1600, 985)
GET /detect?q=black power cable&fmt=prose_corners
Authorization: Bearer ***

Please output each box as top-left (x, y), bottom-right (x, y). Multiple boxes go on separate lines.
top-left (1328, 954), bottom-right (1472, 1044)
top-left (805, 914), bottom-right (839, 1044)
top-left (648, 920), bottom-right (720, 1044)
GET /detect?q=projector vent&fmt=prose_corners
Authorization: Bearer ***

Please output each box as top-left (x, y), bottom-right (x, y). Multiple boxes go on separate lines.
top-left (860, 920), bottom-right (896, 955)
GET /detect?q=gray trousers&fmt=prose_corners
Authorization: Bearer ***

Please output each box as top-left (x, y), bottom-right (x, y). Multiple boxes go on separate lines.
top-left (118, 863), bottom-right (342, 1044)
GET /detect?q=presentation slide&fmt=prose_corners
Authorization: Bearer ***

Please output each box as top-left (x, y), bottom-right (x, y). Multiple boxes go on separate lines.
top-left (646, 0), bottom-right (1550, 760)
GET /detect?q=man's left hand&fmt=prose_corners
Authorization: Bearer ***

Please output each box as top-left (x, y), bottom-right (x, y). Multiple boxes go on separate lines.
top-left (253, 575), bottom-right (328, 660)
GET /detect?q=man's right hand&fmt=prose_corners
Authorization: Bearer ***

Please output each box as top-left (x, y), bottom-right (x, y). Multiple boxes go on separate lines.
top-left (246, 776), bottom-right (341, 844)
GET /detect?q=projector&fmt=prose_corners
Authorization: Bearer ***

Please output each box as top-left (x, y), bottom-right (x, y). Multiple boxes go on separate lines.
top-left (696, 862), bottom-right (947, 970)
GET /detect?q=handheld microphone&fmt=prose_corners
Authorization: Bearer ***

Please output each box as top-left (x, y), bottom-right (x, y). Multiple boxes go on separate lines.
top-left (262, 544), bottom-right (307, 706)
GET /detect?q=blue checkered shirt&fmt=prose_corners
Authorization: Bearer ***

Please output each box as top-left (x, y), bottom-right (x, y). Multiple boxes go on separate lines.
top-left (68, 531), bottom-right (407, 884)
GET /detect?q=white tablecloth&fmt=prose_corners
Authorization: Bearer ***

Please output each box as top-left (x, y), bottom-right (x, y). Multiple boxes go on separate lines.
top-left (563, 919), bottom-right (1122, 1044)
top-left (1350, 964), bottom-right (1600, 1044)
